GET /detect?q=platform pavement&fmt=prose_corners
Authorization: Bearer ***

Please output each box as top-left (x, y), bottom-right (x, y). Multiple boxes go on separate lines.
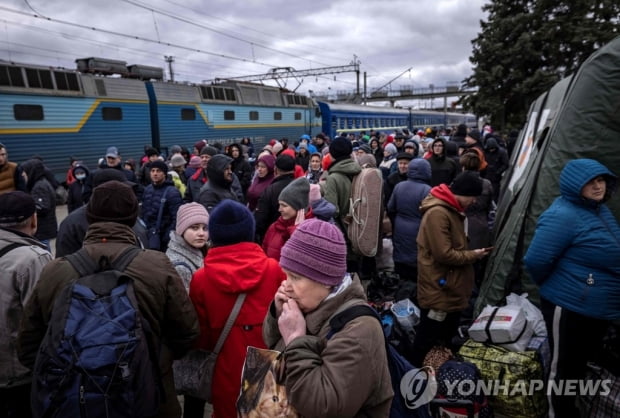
top-left (52, 204), bottom-right (214, 417)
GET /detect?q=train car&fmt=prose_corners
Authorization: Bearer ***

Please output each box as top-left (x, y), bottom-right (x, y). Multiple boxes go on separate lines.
top-left (317, 101), bottom-right (476, 138)
top-left (0, 60), bottom-right (154, 181)
top-left (0, 58), bottom-right (321, 180)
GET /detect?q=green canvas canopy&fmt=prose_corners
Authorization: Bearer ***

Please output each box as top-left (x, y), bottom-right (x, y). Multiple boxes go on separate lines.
top-left (476, 35), bottom-right (620, 314)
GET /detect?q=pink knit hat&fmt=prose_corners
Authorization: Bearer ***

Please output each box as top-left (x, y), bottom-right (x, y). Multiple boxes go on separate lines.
top-left (175, 203), bottom-right (209, 236)
top-left (279, 219), bottom-right (347, 286)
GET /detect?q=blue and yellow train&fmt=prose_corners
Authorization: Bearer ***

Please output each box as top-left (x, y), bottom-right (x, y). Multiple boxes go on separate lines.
top-left (0, 57), bottom-right (475, 179)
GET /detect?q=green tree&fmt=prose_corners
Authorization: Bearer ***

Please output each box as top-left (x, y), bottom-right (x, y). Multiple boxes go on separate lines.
top-left (462, 0), bottom-right (620, 132)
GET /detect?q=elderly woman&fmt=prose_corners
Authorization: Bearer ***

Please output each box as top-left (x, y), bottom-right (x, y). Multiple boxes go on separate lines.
top-left (524, 158), bottom-right (620, 417)
top-left (263, 219), bottom-right (393, 417)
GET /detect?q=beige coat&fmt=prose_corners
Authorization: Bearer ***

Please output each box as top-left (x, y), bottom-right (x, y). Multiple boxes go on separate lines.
top-left (417, 193), bottom-right (479, 312)
top-left (263, 276), bottom-right (393, 418)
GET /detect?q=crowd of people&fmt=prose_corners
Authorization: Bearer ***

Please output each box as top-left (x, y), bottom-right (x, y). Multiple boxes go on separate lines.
top-left (0, 121), bottom-right (617, 418)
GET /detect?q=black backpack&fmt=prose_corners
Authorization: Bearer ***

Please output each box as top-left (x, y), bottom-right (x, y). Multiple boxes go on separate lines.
top-left (31, 247), bottom-right (162, 418)
top-left (328, 304), bottom-right (432, 418)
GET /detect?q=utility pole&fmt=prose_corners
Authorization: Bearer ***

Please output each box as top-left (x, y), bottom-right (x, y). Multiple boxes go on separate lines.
top-left (164, 55), bottom-right (175, 82)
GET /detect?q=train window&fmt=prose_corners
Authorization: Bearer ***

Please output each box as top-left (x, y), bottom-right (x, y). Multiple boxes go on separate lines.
top-left (224, 110), bottom-right (235, 120)
top-left (40, 71), bottom-right (53, 89)
top-left (8, 66), bottom-right (25, 87)
top-left (200, 86), bottom-right (214, 100)
top-left (67, 73), bottom-right (80, 91)
top-left (14, 104), bottom-right (44, 120)
top-left (26, 69), bottom-right (41, 88)
top-left (274, 112), bottom-right (282, 120)
top-left (0, 66), bottom-right (9, 86)
top-left (181, 108), bottom-right (196, 120)
top-left (294, 112), bottom-right (302, 120)
top-left (54, 72), bottom-right (68, 90)
top-left (249, 111), bottom-right (259, 121)
top-left (102, 107), bottom-right (122, 120)
top-left (214, 88), bottom-right (226, 101)
top-left (225, 89), bottom-right (236, 101)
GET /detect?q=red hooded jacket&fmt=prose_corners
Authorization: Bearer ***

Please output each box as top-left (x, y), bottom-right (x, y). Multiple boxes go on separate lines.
top-left (190, 242), bottom-right (286, 418)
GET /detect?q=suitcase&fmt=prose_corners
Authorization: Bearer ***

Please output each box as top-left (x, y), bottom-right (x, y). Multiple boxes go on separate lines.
top-left (346, 167), bottom-right (383, 257)
top-left (458, 339), bottom-right (547, 418)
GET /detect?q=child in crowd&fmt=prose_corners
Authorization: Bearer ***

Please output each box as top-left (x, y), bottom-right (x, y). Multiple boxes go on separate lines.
top-left (165, 202), bottom-right (209, 291)
top-left (262, 177), bottom-right (312, 261)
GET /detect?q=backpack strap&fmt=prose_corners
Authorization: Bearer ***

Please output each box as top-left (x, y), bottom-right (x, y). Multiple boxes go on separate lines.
top-left (0, 242), bottom-right (28, 258)
top-left (154, 186), bottom-right (172, 232)
top-left (66, 246), bottom-right (141, 277)
top-left (327, 304), bottom-right (381, 340)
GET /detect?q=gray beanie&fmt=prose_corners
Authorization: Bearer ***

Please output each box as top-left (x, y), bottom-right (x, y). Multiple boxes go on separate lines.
top-left (278, 177), bottom-right (310, 211)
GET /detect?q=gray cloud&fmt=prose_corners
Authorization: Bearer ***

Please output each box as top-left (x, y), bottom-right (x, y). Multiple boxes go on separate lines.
top-left (1, 0), bottom-right (487, 97)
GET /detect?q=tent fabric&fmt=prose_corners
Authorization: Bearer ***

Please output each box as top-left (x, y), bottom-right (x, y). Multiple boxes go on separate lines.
top-left (476, 35), bottom-right (620, 314)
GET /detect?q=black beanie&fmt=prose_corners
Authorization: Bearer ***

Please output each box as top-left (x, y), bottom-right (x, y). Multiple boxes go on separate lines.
top-left (86, 180), bottom-right (139, 226)
top-left (450, 171), bottom-right (483, 197)
top-left (200, 145), bottom-right (218, 156)
top-left (150, 160), bottom-right (168, 173)
top-left (275, 155), bottom-right (295, 172)
top-left (209, 199), bottom-right (255, 246)
top-left (329, 136), bottom-right (353, 160)
top-left (0, 191), bottom-right (36, 224)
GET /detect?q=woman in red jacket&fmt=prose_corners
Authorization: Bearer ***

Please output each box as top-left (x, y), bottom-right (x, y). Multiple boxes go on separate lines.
top-left (190, 200), bottom-right (286, 418)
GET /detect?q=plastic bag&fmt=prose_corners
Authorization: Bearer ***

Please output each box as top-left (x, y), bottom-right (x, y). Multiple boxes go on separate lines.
top-left (391, 298), bottom-right (420, 333)
top-left (506, 293), bottom-right (547, 337)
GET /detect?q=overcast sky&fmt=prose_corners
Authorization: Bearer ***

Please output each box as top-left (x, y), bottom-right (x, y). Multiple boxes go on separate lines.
top-left (1, 0), bottom-right (488, 103)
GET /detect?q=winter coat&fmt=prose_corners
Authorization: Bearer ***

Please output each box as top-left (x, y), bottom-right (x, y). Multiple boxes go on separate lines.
top-left (305, 167), bottom-right (323, 185)
top-left (230, 153), bottom-right (253, 196)
top-left (262, 276), bottom-right (393, 418)
top-left (184, 167), bottom-right (208, 203)
top-left (82, 164), bottom-right (140, 203)
top-left (387, 159), bottom-right (432, 267)
top-left (464, 173), bottom-right (494, 249)
top-left (321, 158), bottom-right (362, 221)
top-left (246, 155), bottom-right (276, 212)
top-left (384, 170), bottom-right (408, 209)
top-left (427, 138), bottom-right (459, 187)
top-left (197, 156), bottom-right (242, 212)
top-left (18, 222), bottom-right (200, 417)
top-left (0, 161), bottom-right (26, 194)
top-left (0, 228), bottom-right (51, 388)
top-left (67, 163), bottom-right (90, 213)
top-left (142, 180), bottom-right (183, 250)
top-left (524, 159), bottom-right (620, 320)
top-left (417, 185), bottom-right (480, 312)
top-left (55, 205), bottom-right (148, 258)
top-left (254, 174), bottom-right (295, 240)
top-left (165, 232), bottom-right (205, 292)
top-left (21, 159), bottom-right (57, 241)
top-left (190, 242), bottom-right (286, 418)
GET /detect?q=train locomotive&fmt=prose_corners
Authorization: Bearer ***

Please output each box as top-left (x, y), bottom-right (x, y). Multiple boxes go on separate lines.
top-left (0, 57), bottom-right (475, 180)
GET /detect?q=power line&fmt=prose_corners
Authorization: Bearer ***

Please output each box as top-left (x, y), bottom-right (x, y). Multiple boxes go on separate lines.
top-left (0, 6), bottom-right (281, 68)
top-left (118, 0), bottom-right (336, 67)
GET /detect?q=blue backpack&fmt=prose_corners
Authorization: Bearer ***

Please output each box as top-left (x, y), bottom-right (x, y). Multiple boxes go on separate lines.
top-left (328, 304), bottom-right (432, 418)
top-left (31, 247), bottom-right (161, 418)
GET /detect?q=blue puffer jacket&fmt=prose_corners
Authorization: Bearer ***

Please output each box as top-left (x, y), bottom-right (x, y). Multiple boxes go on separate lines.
top-left (387, 158), bottom-right (432, 267)
top-left (524, 159), bottom-right (620, 320)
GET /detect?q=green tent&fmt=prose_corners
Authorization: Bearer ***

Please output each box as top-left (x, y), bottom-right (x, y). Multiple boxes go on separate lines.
top-left (476, 36), bottom-right (620, 314)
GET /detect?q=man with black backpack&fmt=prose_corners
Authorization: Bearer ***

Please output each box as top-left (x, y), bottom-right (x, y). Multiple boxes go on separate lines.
top-left (0, 191), bottom-right (52, 418)
top-left (18, 180), bottom-right (200, 418)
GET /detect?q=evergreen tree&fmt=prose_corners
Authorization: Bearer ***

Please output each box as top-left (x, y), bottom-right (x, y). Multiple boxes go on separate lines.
top-left (463, 0), bottom-right (620, 131)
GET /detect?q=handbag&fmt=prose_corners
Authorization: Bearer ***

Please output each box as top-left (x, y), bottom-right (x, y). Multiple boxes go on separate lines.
top-left (173, 293), bottom-right (246, 402)
top-left (147, 187), bottom-right (171, 250)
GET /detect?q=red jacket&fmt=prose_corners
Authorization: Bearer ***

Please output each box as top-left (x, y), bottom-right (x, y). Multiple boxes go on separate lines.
top-left (189, 242), bottom-right (286, 418)
top-left (262, 211), bottom-right (313, 261)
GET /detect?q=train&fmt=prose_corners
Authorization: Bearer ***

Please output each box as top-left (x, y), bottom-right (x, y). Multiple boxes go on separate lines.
top-left (0, 57), bottom-right (476, 180)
